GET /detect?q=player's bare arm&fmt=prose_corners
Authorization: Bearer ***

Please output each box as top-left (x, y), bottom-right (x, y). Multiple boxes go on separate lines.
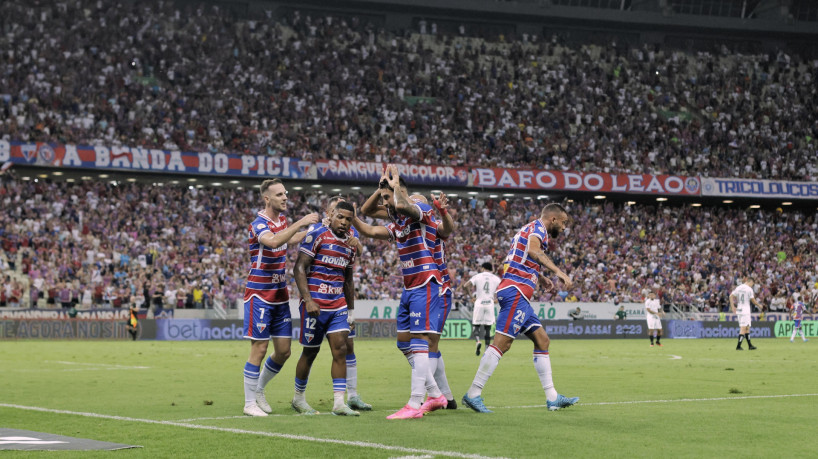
top-left (729, 294), bottom-right (737, 313)
top-left (344, 265), bottom-right (355, 329)
top-left (352, 216), bottom-right (392, 241)
top-left (360, 187), bottom-right (390, 219)
top-left (433, 192), bottom-right (456, 239)
top-left (385, 165), bottom-right (421, 220)
top-left (527, 236), bottom-right (573, 290)
top-left (538, 272), bottom-right (556, 293)
top-left (293, 252), bottom-right (320, 317)
top-left (258, 213), bottom-right (320, 248)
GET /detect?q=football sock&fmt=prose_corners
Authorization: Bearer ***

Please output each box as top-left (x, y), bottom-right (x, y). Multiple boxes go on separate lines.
top-left (484, 326), bottom-right (491, 346)
top-left (410, 339), bottom-right (432, 408)
top-left (397, 340), bottom-right (414, 368)
top-left (737, 334), bottom-right (744, 347)
top-left (656, 335), bottom-right (661, 344)
top-left (745, 334), bottom-right (753, 347)
top-left (345, 354), bottom-right (358, 398)
top-left (243, 362), bottom-right (260, 406)
top-left (332, 378), bottom-right (346, 409)
top-left (533, 350), bottom-right (558, 402)
top-left (650, 335), bottom-right (654, 345)
top-left (467, 345), bottom-right (502, 398)
top-left (431, 351), bottom-right (453, 400)
top-left (293, 377), bottom-right (308, 402)
top-left (257, 356), bottom-right (282, 391)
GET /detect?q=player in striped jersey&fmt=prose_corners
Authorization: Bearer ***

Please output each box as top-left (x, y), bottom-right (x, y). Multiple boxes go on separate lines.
top-left (463, 203), bottom-right (579, 413)
top-left (355, 165), bottom-right (448, 419)
top-left (309, 196), bottom-right (372, 411)
top-left (790, 290), bottom-right (809, 342)
top-left (290, 201), bottom-right (360, 416)
top-left (241, 179), bottom-right (319, 417)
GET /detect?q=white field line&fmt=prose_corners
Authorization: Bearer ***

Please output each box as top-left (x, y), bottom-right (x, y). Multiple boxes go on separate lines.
top-left (48, 361), bottom-right (150, 369)
top-left (499, 393), bottom-right (818, 409)
top-left (0, 403), bottom-right (505, 459)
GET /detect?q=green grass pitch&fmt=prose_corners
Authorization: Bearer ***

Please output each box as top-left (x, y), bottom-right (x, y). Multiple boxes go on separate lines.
top-left (1, 337), bottom-right (815, 458)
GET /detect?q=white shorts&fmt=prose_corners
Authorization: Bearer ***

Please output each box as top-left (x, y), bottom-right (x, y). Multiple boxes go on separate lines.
top-left (472, 300), bottom-right (496, 326)
top-left (738, 314), bottom-right (751, 328)
top-left (646, 315), bottom-right (663, 330)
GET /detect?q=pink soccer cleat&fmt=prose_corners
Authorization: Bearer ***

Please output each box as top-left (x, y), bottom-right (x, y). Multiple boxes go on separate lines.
top-left (386, 404), bottom-right (423, 420)
top-left (419, 395), bottom-right (448, 414)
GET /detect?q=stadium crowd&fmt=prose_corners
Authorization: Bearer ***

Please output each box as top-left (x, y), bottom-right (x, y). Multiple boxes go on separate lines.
top-left (1, 173), bottom-right (816, 313)
top-left (1, 0), bottom-right (817, 180)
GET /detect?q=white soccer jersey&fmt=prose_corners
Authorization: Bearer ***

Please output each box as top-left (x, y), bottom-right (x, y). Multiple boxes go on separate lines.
top-left (470, 272), bottom-right (502, 304)
top-left (731, 284), bottom-right (754, 315)
top-left (644, 298), bottom-right (662, 317)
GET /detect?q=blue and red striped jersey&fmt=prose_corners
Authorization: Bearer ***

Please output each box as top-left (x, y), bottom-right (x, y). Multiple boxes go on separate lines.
top-left (243, 211), bottom-right (289, 305)
top-left (299, 225), bottom-right (356, 309)
top-left (433, 234), bottom-right (452, 293)
top-left (385, 202), bottom-right (442, 290)
top-left (497, 219), bottom-right (548, 301)
top-left (792, 301), bottom-right (805, 320)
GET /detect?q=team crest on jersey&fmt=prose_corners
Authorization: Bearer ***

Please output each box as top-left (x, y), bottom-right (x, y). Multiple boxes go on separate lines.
top-left (305, 235), bottom-right (313, 244)
top-left (305, 332), bottom-right (315, 343)
top-left (256, 323), bottom-right (267, 332)
top-left (257, 224), bottom-right (266, 230)
top-left (513, 324), bottom-right (521, 334)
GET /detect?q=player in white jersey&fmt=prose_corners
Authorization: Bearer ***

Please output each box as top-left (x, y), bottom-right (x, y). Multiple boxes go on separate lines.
top-left (644, 291), bottom-right (664, 347)
top-left (457, 262), bottom-right (501, 356)
top-left (729, 276), bottom-right (763, 350)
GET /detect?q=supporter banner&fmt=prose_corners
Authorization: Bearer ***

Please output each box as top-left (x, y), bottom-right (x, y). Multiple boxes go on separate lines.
top-left (666, 320), bottom-right (775, 339)
top-left (470, 168), bottom-right (700, 195)
top-left (0, 308), bottom-right (132, 320)
top-left (314, 159), bottom-right (468, 186)
top-left (0, 319), bottom-right (131, 339)
top-left (701, 177), bottom-right (818, 199)
top-left (539, 320), bottom-right (647, 339)
top-left (774, 321), bottom-right (818, 338)
top-left (0, 140), bottom-right (312, 179)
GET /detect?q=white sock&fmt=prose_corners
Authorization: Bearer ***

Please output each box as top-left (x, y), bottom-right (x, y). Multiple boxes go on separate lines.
top-left (346, 354), bottom-right (358, 398)
top-left (410, 339), bottom-right (431, 408)
top-left (467, 345), bottom-right (502, 398)
top-left (432, 352), bottom-right (453, 400)
top-left (397, 341), bottom-right (414, 368)
top-left (533, 350), bottom-right (558, 402)
top-left (243, 362), bottom-right (260, 406)
top-left (257, 356), bottom-right (282, 391)
top-left (801, 329), bottom-right (807, 341)
top-left (334, 391), bottom-right (345, 410)
top-left (791, 328), bottom-right (797, 340)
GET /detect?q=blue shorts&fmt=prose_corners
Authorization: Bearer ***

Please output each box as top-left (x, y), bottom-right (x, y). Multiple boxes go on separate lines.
top-left (299, 302), bottom-right (350, 347)
top-left (243, 297), bottom-right (292, 340)
top-left (433, 288), bottom-right (453, 333)
top-left (397, 282), bottom-right (442, 334)
top-left (794, 319), bottom-right (802, 329)
top-left (348, 326), bottom-right (357, 338)
top-left (495, 287), bottom-right (542, 338)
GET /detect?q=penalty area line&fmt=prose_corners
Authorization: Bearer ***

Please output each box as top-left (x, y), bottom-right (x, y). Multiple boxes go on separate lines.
top-left (499, 393), bottom-right (818, 409)
top-left (0, 403), bottom-right (505, 459)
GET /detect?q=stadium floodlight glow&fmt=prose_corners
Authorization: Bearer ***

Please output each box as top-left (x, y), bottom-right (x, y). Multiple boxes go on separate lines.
top-left (448, 193), bottom-right (458, 197)
top-left (626, 201), bottom-right (636, 205)
top-left (22, 176), bottom-right (30, 181)
top-left (98, 174), bottom-right (109, 178)
top-left (171, 180), bottom-right (179, 184)
top-left (691, 203), bottom-right (702, 207)
top-left (723, 200), bottom-right (733, 204)
top-left (503, 193), bottom-right (514, 197)
top-left (211, 182), bottom-right (222, 187)
top-left (749, 205), bottom-right (760, 209)
top-left (81, 176), bottom-right (92, 180)
top-left (196, 184), bottom-right (204, 189)
top-left (489, 194), bottom-right (499, 198)
top-left (656, 197), bottom-right (667, 202)
top-left (52, 171), bottom-right (63, 176)
top-left (468, 191), bottom-right (479, 195)
top-left (187, 178), bottom-right (197, 182)
top-left (126, 178), bottom-right (137, 182)
top-left (230, 180), bottom-right (240, 184)
top-left (567, 199), bottom-right (574, 203)
top-left (66, 178), bottom-right (75, 183)
top-left (431, 190), bottom-right (442, 194)
top-left (594, 195), bottom-right (606, 200)
top-left (311, 184), bottom-right (322, 188)
top-left (782, 202), bottom-right (792, 206)
top-left (293, 186), bottom-right (303, 190)
top-left (332, 188), bottom-right (341, 192)
top-left (537, 195), bottom-right (549, 200)
top-left (237, 186), bottom-right (244, 190)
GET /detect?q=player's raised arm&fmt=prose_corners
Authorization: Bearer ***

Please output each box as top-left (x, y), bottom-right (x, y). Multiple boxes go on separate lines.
top-left (259, 213), bottom-right (320, 248)
top-left (385, 165), bottom-right (422, 220)
top-left (352, 215), bottom-right (392, 241)
top-left (432, 192), bottom-right (456, 239)
top-left (360, 187), bottom-right (390, 219)
top-left (293, 251), bottom-right (320, 317)
top-left (527, 236), bottom-right (573, 290)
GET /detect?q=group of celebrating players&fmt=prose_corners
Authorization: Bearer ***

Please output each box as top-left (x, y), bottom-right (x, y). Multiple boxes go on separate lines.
top-left (239, 165), bottom-right (579, 418)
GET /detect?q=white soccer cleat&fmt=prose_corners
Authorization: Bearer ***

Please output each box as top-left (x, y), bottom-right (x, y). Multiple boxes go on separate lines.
top-left (256, 390), bottom-right (272, 413)
top-left (243, 404), bottom-right (269, 417)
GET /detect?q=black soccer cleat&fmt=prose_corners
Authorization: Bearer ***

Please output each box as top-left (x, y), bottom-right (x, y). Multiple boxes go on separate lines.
top-left (446, 399), bottom-right (458, 410)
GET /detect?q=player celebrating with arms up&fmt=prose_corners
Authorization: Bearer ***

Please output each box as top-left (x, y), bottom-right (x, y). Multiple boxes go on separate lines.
top-left (290, 201), bottom-right (360, 416)
top-left (242, 179), bottom-right (319, 417)
top-left (462, 203), bottom-right (579, 413)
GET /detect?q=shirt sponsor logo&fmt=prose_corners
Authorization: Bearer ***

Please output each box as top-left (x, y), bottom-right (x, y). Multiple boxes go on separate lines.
top-left (317, 283), bottom-right (344, 295)
top-left (401, 259), bottom-right (414, 268)
top-left (319, 255), bottom-right (349, 267)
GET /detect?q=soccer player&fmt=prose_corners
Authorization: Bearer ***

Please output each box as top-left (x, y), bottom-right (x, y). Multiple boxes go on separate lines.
top-left (645, 291), bottom-right (664, 347)
top-left (790, 290), bottom-right (809, 343)
top-left (730, 276), bottom-right (763, 351)
top-left (456, 262), bottom-right (501, 357)
top-left (241, 179), bottom-right (319, 417)
top-left (291, 201), bottom-right (360, 416)
top-left (354, 165), bottom-right (448, 419)
top-left (313, 195), bottom-right (372, 411)
top-left (462, 203), bottom-right (579, 413)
